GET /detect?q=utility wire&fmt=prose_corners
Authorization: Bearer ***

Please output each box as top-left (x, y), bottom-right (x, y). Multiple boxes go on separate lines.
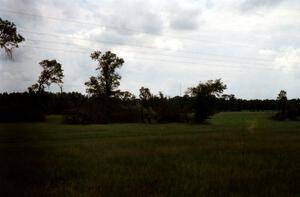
top-left (25, 38), bottom-right (276, 67)
top-left (22, 44), bottom-right (296, 72)
top-left (0, 8), bottom-right (273, 49)
top-left (1, 8), bottom-right (297, 70)
top-left (21, 29), bottom-right (272, 63)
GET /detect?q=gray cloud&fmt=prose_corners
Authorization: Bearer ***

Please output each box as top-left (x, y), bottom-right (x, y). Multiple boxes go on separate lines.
top-left (0, 0), bottom-right (43, 30)
top-left (166, 2), bottom-right (202, 31)
top-left (1, 0), bottom-right (300, 99)
top-left (1, 0), bottom-right (40, 13)
top-left (89, 0), bottom-right (164, 36)
top-left (169, 9), bottom-right (202, 31)
top-left (239, 0), bottom-right (284, 11)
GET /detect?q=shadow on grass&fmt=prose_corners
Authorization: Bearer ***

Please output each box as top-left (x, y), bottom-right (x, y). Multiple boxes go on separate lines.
top-left (0, 124), bottom-right (50, 196)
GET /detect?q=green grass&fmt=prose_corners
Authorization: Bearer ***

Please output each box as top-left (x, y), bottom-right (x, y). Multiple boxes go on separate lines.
top-left (0, 111), bottom-right (300, 196)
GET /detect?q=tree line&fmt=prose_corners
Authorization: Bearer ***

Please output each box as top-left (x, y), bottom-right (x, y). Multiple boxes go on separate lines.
top-left (1, 18), bottom-right (299, 123)
top-left (2, 89), bottom-right (300, 123)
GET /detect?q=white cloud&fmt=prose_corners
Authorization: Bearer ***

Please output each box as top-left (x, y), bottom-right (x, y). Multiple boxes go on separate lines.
top-left (1, 0), bottom-right (300, 98)
top-left (274, 47), bottom-right (300, 70)
top-left (259, 49), bottom-right (277, 57)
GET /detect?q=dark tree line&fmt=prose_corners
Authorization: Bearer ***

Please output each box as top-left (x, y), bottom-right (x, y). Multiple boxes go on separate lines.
top-left (272, 90), bottom-right (300, 120)
top-left (1, 18), bottom-right (300, 124)
top-left (2, 90), bottom-right (300, 123)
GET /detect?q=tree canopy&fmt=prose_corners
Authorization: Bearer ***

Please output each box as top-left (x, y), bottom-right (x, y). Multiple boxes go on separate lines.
top-left (139, 87), bottom-right (152, 102)
top-left (277, 90), bottom-right (287, 112)
top-left (29, 59), bottom-right (64, 93)
top-left (186, 79), bottom-right (227, 97)
top-left (0, 18), bottom-right (25, 59)
top-left (187, 79), bottom-right (227, 123)
top-left (277, 90), bottom-right (287, 101)
top-left (85, 51), bottom-right (124, 97)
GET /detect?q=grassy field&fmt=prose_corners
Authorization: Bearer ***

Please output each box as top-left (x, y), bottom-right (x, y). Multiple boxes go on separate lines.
top-left (0, 111), bottom-right (300, 196)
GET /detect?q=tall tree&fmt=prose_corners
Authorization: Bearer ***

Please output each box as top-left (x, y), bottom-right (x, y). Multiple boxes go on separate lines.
top-left (139, 87), bottom-right (154, 123)
top-left (277, 90), bottom-right (287, 112)
top-left (274, 90), bottom-right (300, 120)
top-left (29, 59), bottom-right (64, 93)
top-left (0, 18), bottom-right (25, 59)
top-left (85, 51), bottom-right (124, 97)
top-left (273, 90), bottom-right (290, 120)
top-left (186, 79), bottom-right (226, 123)
top-left (116, 91), bottom-right (136, 101)
top-left (139, 87), bottom-right (152, 103)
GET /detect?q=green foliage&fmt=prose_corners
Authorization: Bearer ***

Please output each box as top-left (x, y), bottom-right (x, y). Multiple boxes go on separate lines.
top-left (64, 97), bottom-right (141, 124)
top-left (85, 51), bottom-right (124, 97)
top-left (277, 90), bottom-right (287, 112)
top-left (273, 90), bottom-right (300, 120)
top-left (29, 59), bottom-right (64, 93)
top-left (137, 87), bottom-right (191, 123)
top-left (0, 92), bottom-right (45, 122)
top-left (186, 78), bottom-right (227, 97)
top-left (139, 87), bottom-right (152, 101)
top-left (139, 87), bottom-right (155, 123)
top-left (0, 18), bottom-right (25, 59)
top-left (116, 90), bottom-right (136, 101)
top-left (80, 51), bottom-right (131, 123)
top-left (187, 79), bottom-right (227, 123)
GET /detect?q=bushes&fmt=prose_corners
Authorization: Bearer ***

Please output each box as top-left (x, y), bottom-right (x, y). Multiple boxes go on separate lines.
top-left (5, 91), bottom-right (300, 124)
top-left (64, 97), bottom-right (141, 124)
top-left (186, 79), bottom-right (227, 123)
top-left (0, 106), bottom-right (45, 122)
top-left (193, 94), bottom-right (217, 123)
top-left (0, 93), bottom-right (45, 122)
top-left (153, 103), bottom-right (189, 123)
top-left (272, 91), bottom-right (300, 121)
top-left (64, 95), bottom-right (191, 124)
top-left (272, 100), bottom-right (300, 121)
top-left (0, 92), bottom-right (89, 123)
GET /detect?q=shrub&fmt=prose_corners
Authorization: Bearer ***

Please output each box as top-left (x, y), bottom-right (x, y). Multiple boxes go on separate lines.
top-left (64, 96), bottom-right (141, 124)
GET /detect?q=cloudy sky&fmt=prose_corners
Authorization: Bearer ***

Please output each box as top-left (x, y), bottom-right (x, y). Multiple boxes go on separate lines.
top-left (0, 0), bottom-right (300, 99)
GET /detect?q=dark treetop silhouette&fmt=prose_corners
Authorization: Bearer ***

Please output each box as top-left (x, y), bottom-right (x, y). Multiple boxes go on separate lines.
top-left (85, 51), bottom-right (124, 98)
top-left (28, 59), bottom-right (64, 93)
top-left (186, 79), bottom-right (227, 122)
top-left (272, 90), bottom-right (299, 120)
top-left (0, 18), bottom-right (24, 59)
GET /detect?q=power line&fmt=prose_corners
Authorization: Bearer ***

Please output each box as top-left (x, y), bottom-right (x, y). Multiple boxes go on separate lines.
top-left (23, 44), bottom-right (89, 54)
top-left (21, 29), bottom-right (272, 63)
top-left (2, 6), bottom-right (299, 48)
top-left (22, 44), bottom-right (296, 72)
top-left (1, 8), bottom-right (297, 71)
top-left (25, 38), bottom-right (275, 67)
top-left (20, 29), bottom-right (168, 52)
top-left (0, 8), bottom-right (270, 49)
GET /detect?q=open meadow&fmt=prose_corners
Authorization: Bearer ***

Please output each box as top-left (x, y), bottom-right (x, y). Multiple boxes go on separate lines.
top-left (0, 111), bottom-right (300, 196)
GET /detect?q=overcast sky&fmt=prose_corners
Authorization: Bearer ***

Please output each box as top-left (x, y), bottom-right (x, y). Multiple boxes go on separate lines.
top-left (0, 0), bottom-right (300, 99)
